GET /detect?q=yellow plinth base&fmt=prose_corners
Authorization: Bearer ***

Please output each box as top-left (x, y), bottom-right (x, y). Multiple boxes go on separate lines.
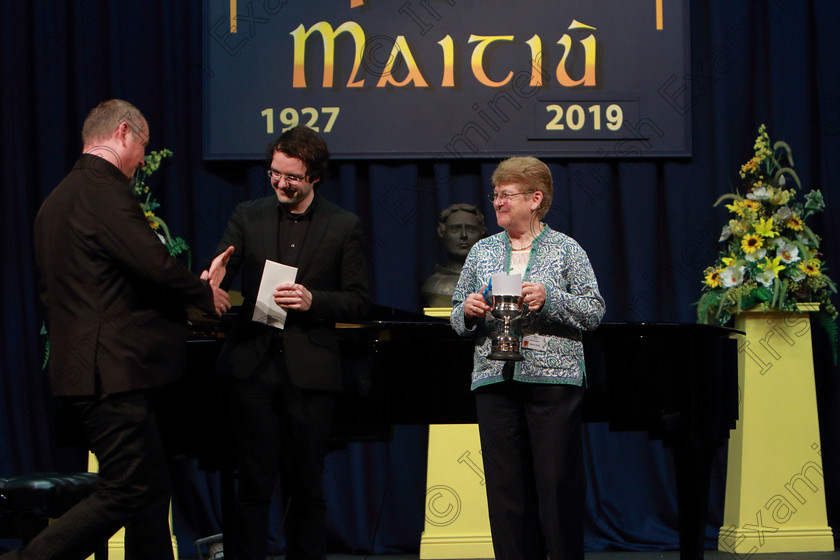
top-left (86, 453), bottom-right (179, 560)
top-left (420, 424), bottom-right (494, 559)
top-left (718, 311), bottom-right (833, 555)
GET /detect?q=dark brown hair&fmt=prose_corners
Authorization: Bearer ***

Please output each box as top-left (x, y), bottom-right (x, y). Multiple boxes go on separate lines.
top-left (265, 126), bottom-right (330, 183)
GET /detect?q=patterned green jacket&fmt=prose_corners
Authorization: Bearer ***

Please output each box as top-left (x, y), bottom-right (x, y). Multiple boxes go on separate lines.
top-left (451, 226), bottom-right (605, 390)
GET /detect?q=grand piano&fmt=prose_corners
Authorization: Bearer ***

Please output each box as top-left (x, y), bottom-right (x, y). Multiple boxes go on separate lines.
top-left (166, 305), bottom-right (740, 560)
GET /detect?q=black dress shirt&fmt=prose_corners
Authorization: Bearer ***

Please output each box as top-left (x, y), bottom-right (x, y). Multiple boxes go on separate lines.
top-left (277, 198), bottom-right (315, 267)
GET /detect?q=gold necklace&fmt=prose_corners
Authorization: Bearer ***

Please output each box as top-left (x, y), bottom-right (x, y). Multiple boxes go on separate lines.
top-left (507, 233), bottom-right (532, 251)
top-left (507, 223), bottom-right (542, 251)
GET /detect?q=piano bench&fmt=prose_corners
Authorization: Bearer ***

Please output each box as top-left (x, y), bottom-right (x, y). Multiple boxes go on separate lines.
top-left (0, 472), bottom-right (107, 559)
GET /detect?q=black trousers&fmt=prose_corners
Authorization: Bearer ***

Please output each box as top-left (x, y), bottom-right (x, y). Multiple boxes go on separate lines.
top-left (1, 390), bottom-right (174, 560)
top-left (475, 381), bottom-right (585, 560)
top-left (229, 350), bottom-right (334, 560)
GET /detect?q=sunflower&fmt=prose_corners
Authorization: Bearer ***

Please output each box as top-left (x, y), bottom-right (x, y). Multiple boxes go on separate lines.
top-left (741, 234), bottom-right (763, 254)
top-left (704, 267), bottom-right (723, 288)
top-left (786, 215), bottom-right (804, 231)
top-left (743, 199), bottom-right (762, 213)
top-left (799, 259), bottom-right (822, 276)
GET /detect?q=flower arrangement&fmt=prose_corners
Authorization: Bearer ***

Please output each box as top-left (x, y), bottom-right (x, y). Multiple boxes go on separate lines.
top-left (131, 149), bottom-right (192, 267)
top-left (697, 124), bottom-right (837, 360)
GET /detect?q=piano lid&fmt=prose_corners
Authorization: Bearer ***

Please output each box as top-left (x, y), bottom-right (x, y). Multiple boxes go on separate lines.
top-left (338, 303), bottom-right (451, 328)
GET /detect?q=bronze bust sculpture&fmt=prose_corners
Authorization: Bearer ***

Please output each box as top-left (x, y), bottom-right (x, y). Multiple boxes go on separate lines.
top-left (422, 203), bottom-right (486, 307)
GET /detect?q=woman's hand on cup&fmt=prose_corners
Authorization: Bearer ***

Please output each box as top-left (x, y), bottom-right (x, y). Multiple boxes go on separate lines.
top-left (464, 290), bottom-right (492, 318)
top-left (522, 282), bottom-right (546, 311)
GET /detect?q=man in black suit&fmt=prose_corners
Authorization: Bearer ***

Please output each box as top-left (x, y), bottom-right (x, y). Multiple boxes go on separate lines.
top-left (2, 99), bottom-right (231, 560)
top-left (213, 126), bottom-right (370, 560)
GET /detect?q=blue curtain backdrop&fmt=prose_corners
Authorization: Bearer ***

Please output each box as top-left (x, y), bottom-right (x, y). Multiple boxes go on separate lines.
top-left (2, 0), bottom-right (840, 556)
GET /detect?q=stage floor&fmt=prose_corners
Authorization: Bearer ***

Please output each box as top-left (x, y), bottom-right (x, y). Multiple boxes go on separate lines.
top-left (263, 552), bottom-right (840, 560)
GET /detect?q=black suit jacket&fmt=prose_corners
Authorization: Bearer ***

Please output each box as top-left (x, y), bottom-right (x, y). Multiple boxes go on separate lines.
top-left (33, 155), bottom-right (214, 397)
top-left (214, 194), bottom-right (370, 391)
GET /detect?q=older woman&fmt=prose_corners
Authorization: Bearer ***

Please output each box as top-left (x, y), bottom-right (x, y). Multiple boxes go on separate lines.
top-left (451, 156), bottom-right (605, 560)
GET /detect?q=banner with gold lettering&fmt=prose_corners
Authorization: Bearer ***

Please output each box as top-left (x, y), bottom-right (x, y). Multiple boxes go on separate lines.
top-left (204, 0), bottom-right (690, 159)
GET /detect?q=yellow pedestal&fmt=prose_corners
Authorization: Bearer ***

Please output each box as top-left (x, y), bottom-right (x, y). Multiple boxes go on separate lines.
top-left (420, 424), bottom-right (494, 559)
top-left (86, 453), bottom-right (179, 560)
top-left (718, 311), bottom-right (834, 554)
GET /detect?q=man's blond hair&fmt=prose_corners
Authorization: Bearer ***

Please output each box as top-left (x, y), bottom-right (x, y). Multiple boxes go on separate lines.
top-left (81, 99), bottom-right (146, 145)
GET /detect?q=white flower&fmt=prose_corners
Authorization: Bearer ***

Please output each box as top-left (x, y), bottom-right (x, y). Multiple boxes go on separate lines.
top-left (719, 225), bottom-right (732, 242)
top-left (745, 248), bottom-right (767, 262)
top-left (747, 187), bottom-right (771, 201)
top-left (773, 206), bottom-right (792, 222)
top-left (756, 271), bottom-right (775, 287)
top-left (776, 243), bottom-right (800, 264)
top-left (796, 232), bottom-right (811, 245)
top-left (721, 265), bottom-right (746, 288)
top-left (789, 269), bottom-right (806, 282)
top-left (767, 237), bottom-right (785, 250)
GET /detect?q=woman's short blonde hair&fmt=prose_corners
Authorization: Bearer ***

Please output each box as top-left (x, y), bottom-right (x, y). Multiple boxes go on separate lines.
top-left (491, 156), bottom-right (553, 219)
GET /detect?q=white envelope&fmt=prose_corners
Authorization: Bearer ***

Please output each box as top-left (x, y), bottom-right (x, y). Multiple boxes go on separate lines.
top-left (491, 273), bottom-right (522, 296)
top-left (252, 260), bottom-right (298, 329)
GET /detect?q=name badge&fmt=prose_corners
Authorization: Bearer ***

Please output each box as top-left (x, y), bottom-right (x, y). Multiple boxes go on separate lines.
top-left (522, 334), bottom-right (548, 351)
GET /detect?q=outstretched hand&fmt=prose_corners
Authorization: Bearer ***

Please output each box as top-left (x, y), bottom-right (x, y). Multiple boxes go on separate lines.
top-left (202, 245), bottom-right (234, 288)
top-left (200, 246), bottom-right (234, 316)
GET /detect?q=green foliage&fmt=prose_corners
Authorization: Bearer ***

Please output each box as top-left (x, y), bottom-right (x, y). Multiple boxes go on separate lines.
top-left (41, 322), bottom-right (49, 371)
top-left (131, 149), bottom-right (192, 267)
top-left (814, 310), bottom-right (839, 366)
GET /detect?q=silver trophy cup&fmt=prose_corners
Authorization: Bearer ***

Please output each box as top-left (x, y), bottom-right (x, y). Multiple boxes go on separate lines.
top-left (487, 294), bottom-right (525, 361)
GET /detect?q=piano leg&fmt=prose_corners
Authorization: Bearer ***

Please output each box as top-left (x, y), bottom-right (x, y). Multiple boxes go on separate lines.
top-left (670, 440), bottom-right (721, 560)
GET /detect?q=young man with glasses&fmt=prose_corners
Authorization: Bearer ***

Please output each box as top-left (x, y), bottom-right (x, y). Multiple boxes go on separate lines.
top-left (211, 126), bottom-right (370, 560)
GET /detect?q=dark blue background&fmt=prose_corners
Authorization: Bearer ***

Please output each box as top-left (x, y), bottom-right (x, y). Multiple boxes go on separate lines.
top-left (203, 0), bottom-right (691, 158)
top-left (2, 0), bottom-right (839, 556)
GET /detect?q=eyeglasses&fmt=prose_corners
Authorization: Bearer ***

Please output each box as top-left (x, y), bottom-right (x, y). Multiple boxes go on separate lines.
top-left (488, 191), bottom-right (535, 203)
top-left (267, 170), bottom-right (306, 184)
